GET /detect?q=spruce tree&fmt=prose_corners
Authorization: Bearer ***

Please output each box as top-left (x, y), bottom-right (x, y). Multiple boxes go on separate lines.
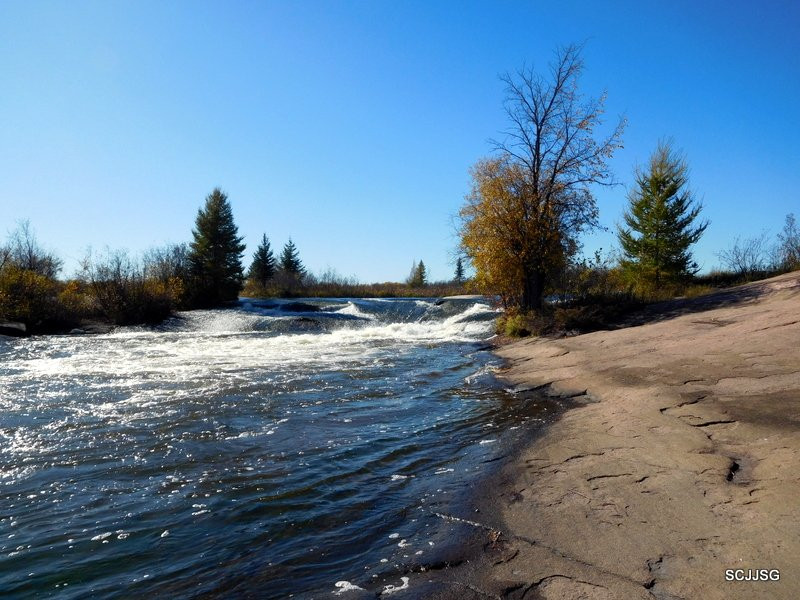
top-left (617, 142), bottom-right (708, 288)
top-left (454, 257), bottom-right (465, 283)
top-left (188, 188), bottom-right (246, 306)
top-left (279, 238), bottom-right (305, 276)
top-left (248, 234), bottom-right (276, 288)
top-left (408, 260), bottom-right (427, 287)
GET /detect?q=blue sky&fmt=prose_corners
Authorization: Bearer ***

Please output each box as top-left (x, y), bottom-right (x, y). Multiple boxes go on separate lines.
top-left (1, 0), bottom-right (798, 281)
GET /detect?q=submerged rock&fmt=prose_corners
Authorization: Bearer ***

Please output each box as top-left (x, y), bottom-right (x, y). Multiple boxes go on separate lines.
top-left (280, 302), bottom-right (321, 313)
top-left (0, 321), bottom-right (27, 337)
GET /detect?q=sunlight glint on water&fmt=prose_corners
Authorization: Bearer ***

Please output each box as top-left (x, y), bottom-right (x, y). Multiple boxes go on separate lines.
top-left (0, 298), bottom-right (544, 598)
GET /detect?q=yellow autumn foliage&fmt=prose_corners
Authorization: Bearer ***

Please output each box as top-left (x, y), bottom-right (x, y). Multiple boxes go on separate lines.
top-left (460, 158), bottom-right (564, 308)
top-left (0, 265), bottom-right (58, 323)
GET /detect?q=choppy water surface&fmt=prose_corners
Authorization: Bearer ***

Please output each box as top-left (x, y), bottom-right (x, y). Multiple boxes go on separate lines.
top-left (0, 298), bottom-right (551, 598)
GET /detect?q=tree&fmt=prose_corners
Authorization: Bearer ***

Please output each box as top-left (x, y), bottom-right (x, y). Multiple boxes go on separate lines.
top-left (5, 220), bottom-right (62, 278)
top-left (143, 243), bottom-right (190, 284)
top-left (454, 257), bottom-right (465, 283)
top-left (0, 221), bottom-right (63, 326)
top-left (187, 188), bottom-right (246, 307)
top-left (459, 44), bottom-right (625, 310)
top-left (717, 232), bottom-right (770, 275)
top-left (777, 213), bottom-right (800, 271)
top-left (407, 260), bottom-right (427, 287)
top-left (279, 238), bottom-right (305, 276)
top-left (618, 142), bottom-right (708, 288)
top-left (248, 234), bottom-right (276, 288)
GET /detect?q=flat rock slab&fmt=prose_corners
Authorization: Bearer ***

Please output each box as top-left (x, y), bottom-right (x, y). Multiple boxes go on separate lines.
top-left (420, 271), bottom-right (800, 600)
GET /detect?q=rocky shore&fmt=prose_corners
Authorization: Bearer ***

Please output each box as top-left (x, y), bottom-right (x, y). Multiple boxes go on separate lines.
top-left (395, 271), bottom-right (800, 599)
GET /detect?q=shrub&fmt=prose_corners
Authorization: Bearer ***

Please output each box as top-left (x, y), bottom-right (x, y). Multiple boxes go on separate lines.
top-left (503, 313), bottom-right (531, 337)
top-left (0, 264), bottom-right (59, 325)
top-left (82, 249), bottom-right (176, 325)
top-left (57, 280), bottom-right (92, 320)
top-left (496, 310), bottom-right (536, 337)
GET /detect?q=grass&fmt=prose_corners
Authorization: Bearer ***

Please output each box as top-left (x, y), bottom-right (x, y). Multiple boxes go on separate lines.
top-left (494, 269), bottom-right (779, 339)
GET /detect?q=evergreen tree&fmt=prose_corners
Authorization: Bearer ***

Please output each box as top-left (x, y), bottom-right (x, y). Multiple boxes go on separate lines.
top-left (248, 234), bottom-right (276, 288)
top-left (454, 257), bottom-right (465, 283)
top-left (279, 238), bottom-right (305, 276)
top-left (617, 142), bottom-right (708, 288)
top-left (188, 188), bottom-right (246, 306)
top-left (408, 260), bottom-right (427, 287)
top-left (406, 260), bottom-right (417, 285)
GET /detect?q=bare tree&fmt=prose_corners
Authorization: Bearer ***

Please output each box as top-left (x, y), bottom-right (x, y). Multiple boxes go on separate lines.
top-left (0, 245), bottom-right (10, 272)
top-left (469, 44), bottom-right (625, 309)
top-left (5, 220), bottom-right (62, 278)
top-left (717, 232), bottom-right (771, 275)
top-left (776, 213), bottom-right (800, 270)
top-left (81, 247), bottom-right (179, 324)
top-left (143, 243), bottom-right (190, 284)
top-left (81, 248), bottom-right (143, 318)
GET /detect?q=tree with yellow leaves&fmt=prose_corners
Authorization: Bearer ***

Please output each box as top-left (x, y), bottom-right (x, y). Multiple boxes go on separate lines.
top-left (459, 45), bottom-right (625, 310)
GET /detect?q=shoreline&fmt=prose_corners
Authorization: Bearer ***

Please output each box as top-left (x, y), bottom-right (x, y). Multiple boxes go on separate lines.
top-left (392, 270), bottom-right (800, 599)
top-left (337, 371), bottom-right (572, 600)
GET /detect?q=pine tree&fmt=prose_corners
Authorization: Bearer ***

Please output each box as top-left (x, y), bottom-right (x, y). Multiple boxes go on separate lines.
top-left (248, 234), bottom-right (276, 288)
top-left (188, 188), bottom-right (246, 306)
top-left (617, 142), bottom-right (708, 288)
top-left (279, 238), bottom-right (305, 276)
top-left (454, 257), bottom-right (465, 283)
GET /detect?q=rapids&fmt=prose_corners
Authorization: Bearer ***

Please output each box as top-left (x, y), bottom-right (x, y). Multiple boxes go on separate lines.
top-left (0, 297), bottom-right (550, 598)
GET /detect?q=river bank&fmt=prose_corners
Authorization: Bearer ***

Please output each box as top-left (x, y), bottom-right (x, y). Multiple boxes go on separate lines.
top-left (392, 270), bottom-right (800, 599)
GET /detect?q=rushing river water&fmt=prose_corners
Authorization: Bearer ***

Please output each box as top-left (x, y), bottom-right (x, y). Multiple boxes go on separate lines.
top-left (0, 298), bottom-right (553, 598)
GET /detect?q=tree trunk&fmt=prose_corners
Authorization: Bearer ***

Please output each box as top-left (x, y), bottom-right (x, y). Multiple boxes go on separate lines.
top-left (522, 270), bottom-right (546, 311)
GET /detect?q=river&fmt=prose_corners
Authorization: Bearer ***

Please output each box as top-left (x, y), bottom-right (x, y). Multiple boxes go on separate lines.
top-left (0, 297), bottom-right (552, 598)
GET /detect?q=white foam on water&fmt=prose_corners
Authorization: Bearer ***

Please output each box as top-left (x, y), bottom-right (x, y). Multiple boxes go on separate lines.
top-left (2, 301), bottom-right (498, 436)
top-left (0, 296), bottom-right (507, 595)
top-left (382, 576), bottom-right (410, 595)
top-left (333, 581), bottom-right (364, 595)
top-left (335, 301), bottom-right (373, 320)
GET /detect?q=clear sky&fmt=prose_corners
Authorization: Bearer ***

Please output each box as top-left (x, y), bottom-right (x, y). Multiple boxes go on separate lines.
top-left (2, 0), bottom-right (798, 281)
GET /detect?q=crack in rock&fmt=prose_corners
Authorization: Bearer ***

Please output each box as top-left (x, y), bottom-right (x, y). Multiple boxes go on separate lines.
top-left (586, 472), bottom-right (634, 482)
top-left (694, 419), bottom-right (737, 427)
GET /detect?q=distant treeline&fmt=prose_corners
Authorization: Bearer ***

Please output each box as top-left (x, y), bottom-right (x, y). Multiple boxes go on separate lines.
top-left (0, 190), bottom-right (468, 334)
